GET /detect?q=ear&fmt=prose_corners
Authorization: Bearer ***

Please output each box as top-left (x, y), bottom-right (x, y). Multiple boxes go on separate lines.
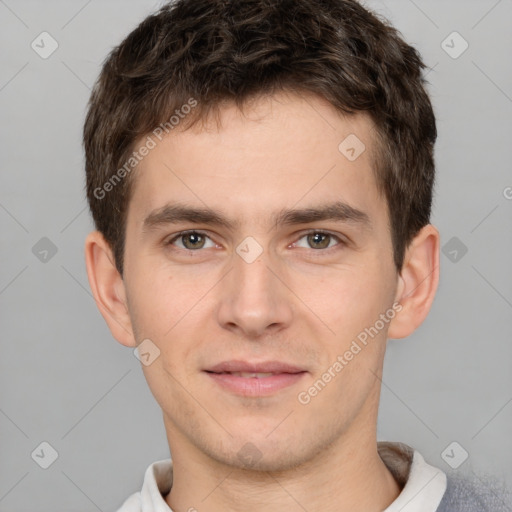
top-left (84, 231), bottom-right (136, 347)
top-left (387, 224), bottom-right (440, 339)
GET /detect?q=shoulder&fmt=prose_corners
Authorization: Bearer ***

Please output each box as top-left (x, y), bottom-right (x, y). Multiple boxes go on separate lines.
top-left (113, 458), bottom-right (173, 512)
top-left (115, 491), bottom-right (142, 512)
top-left (436, 472), bottom-right (512, 512)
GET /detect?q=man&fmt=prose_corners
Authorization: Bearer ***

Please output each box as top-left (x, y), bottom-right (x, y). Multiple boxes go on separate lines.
top-left (83, 0), bottom-right (510, 510)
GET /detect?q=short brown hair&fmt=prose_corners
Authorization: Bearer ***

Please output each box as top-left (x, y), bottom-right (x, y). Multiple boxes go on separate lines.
top-left (84, 0), bottom-right (437, 275)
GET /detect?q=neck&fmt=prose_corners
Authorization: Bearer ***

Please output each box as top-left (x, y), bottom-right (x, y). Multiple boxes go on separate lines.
top-left (164, 423), bottom-right (401, 512)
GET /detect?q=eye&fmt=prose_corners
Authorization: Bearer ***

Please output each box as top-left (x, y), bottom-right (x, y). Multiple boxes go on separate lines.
top-left (167, 231), bottom-right (216, 250)
top-left (293, 231), bottom-right (344, 250)
top-left (166, 230), bottom-right (344, 252)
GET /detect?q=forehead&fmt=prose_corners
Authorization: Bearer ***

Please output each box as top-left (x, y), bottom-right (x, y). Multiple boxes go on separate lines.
top-left (127, 91), bottom-right (387, 231)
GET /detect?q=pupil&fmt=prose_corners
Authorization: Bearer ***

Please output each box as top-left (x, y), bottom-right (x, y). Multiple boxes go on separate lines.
top-left (185, 233), bottom-right (204, 249)
top-left (309, 233), bottom-right (329, 249)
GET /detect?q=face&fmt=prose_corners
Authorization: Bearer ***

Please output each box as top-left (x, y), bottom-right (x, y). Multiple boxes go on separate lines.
top-left (122, 91), bottom-right (400, 471)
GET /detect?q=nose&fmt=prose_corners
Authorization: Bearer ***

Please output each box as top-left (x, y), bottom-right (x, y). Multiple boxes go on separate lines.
top-left (216, 248), bottom-right (294, 338)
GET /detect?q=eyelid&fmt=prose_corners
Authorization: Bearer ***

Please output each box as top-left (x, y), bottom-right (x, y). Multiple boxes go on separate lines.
top-left (166, 229), bottom-right (216, 248)
top-left (291, 229), bottom-right (347, 249)
top-left (164, 228), bottom-right (347, 250)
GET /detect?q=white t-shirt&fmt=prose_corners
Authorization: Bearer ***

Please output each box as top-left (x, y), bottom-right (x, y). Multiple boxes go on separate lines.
top-left (116, 441), bottom-right (447, 512)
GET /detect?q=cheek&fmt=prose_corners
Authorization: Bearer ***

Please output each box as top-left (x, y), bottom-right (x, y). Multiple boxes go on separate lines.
top-left (292, 260), bottom-right (391, 340)
top-left (126, 264), bottom-right (219, 381)
top-left (127, 263), bottom-right (203, 338)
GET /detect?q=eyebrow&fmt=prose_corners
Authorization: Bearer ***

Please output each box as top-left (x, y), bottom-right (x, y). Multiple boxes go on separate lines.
top-left (142, 201), bottom-right (372, 233)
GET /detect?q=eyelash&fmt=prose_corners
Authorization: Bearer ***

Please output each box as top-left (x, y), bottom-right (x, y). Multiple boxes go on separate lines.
top-left (165, 229), bottom-right (346, 252)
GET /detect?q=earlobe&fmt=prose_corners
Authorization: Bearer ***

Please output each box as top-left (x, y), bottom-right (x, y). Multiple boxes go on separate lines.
top-left (84, 231), bottom-right (136, 347)
top-left (387, 224), bottom-right (440, 340)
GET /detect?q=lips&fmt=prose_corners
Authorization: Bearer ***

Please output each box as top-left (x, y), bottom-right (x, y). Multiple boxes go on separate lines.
top-left (204, 360), bottom-right (307, 397)
top-left (222, 372), bottom-right (275, 378)
top-left (206, 360), bottom-right (305, 375)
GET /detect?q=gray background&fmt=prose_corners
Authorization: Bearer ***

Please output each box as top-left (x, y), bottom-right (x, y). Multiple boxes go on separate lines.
top-left (1, 0), bottom-right (511, 510)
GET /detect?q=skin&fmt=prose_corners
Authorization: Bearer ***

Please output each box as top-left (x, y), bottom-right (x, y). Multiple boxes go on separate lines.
top-left (85, 90), bottom-right (439, 512)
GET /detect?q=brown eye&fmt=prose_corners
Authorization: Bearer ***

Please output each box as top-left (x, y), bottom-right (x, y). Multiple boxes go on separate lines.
top-left (181, 232), bottom-right (205, 249)
top-left (169, 231), bottom-right (214, 250)
top-left (292, 231), bottom-right (344, 251)
top-left (307, 232), bottom-right (332, 249)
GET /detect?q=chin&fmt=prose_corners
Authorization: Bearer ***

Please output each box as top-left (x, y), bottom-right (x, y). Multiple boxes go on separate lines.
top-left (207, 435), bottom-right (313, 474)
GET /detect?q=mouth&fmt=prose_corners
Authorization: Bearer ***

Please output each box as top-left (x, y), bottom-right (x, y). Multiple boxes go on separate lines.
top-left (208, 371), bottom-right (285, 378)
top-left (204, 360), bottom-right (307, 397)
